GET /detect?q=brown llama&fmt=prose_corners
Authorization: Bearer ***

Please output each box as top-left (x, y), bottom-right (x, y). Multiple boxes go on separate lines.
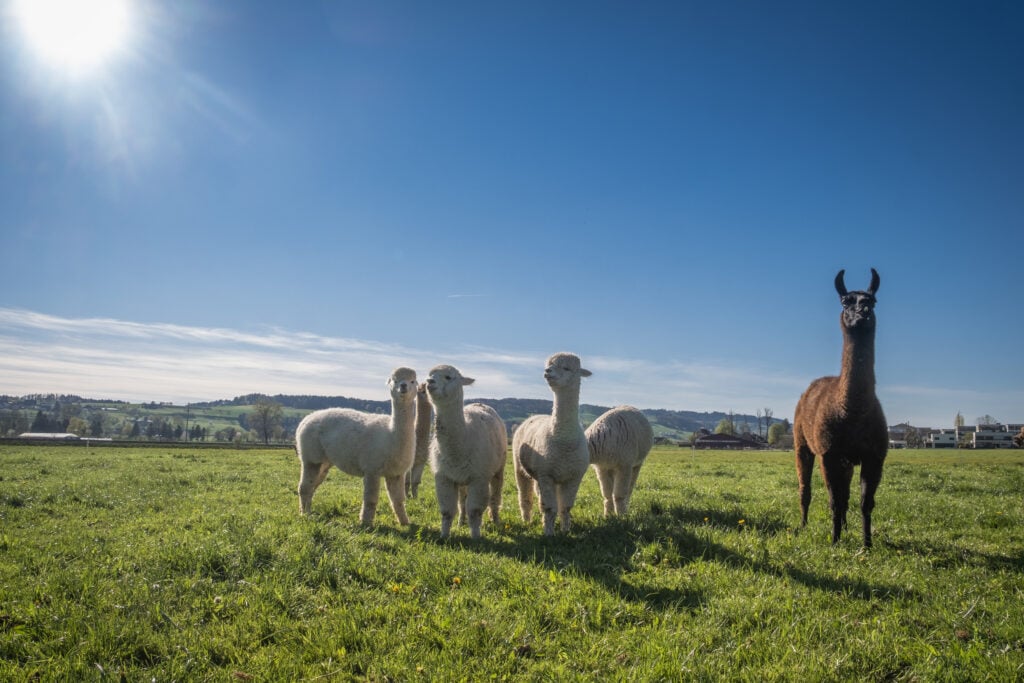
top-left (794, 268), bottom-right (888, 547)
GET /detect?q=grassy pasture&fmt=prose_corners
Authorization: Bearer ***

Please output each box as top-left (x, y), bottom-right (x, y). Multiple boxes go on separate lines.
top-left (1, 445), bottom-right (1022, 680)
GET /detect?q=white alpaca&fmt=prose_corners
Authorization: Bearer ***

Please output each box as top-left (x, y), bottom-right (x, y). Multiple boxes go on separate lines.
top-left (405, 382), bottom-right (432, 498)
top-left (512, 352), bottom-right (591, 535)
top-left (296, 367), bottom-right (418, 525)
top-left (586, 405), bottom-right (653, 516)
top-left (425, 364), bottom-right (506, 539)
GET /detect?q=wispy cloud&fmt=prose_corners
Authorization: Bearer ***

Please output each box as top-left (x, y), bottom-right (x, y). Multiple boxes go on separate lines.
top-left (0, 307), bottom-right (1000, 426)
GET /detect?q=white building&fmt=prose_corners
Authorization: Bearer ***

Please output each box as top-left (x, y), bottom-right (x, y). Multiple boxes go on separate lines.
top-left (926, 429), bottom-right (957, 448)
top-left (956, 424), bottom-right (1018, 449)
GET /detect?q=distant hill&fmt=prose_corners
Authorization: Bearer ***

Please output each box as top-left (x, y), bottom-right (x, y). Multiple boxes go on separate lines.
top-left (196, 394), bottom-right (778, 442)
top-left (2, 393), bottom-right (781, 443)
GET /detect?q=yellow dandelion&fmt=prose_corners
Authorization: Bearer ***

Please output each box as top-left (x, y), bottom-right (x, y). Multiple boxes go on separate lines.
top-left (738, 519), bottom-right (746, 525)
top-left (452, 576), bottom-right (462, 586)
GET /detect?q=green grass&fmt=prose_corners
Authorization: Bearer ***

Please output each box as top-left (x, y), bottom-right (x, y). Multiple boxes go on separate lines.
top-left (1, 445), bottom-right (1022, 680)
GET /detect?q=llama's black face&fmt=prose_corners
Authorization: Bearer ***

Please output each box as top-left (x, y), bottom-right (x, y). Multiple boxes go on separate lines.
top-left (840, 291), bottom-right (876, 331)
top-left (834, 268), bottom-right (879, 332)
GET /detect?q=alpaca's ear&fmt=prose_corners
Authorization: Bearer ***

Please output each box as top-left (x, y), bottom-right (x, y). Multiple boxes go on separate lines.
top-left (868, 268), bottom-right (880, 295)
top-left (580, 368), bottom-right (592, 377)
top-left (834, 270), bottom-right (847, 297)
top-left (462, 376), bottom-right (476, 386)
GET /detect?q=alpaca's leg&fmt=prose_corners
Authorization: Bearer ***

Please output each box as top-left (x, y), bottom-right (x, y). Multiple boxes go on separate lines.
top-left (622, 464), bottom-right (638, 507)
top-left (383, 475), bottom-right (410, 525)
top-left (594, 466), bottom-right (615, 516)
top-left (612, 467), bottom-right (632, 515)
top-left (795, 446), bottom-right (814, 526)
top-left (536, 477), bottom-right (559, 536)
top-left (409, 461), bottom-right (427, 499)
top-left (557, 477), bottom-right (583, 533)
top-left (360, 475), bottom-right (381, 526)
top-left (464, 480), bottom-right (490, 539)
top-left (859, 461), bottom-right (884, 548)
top-left (515, 464), bottom-right (535, 523)
top-left (488, 466), bottom-right (503, 524)
top-left (457, 485), bottom-right (468, 525)
top-left (298, 460), bottom-right (331, 515)
top-left (434, 475), bottom-right (459, 538)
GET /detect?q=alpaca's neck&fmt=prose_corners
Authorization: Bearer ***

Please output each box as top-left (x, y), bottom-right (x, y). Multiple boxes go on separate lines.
top-left (433, 399), bottom-right (467, 449)
top-left (551, 385), bottom-right (582, 436)
top-left (390, 398), bottom-right (417, 444)
top-left (839, 328), bottom-right (876, 408)
top-left (415, 395), bottom-right (432, 443)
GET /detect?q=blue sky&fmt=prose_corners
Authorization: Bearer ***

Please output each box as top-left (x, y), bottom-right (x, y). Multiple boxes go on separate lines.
top-left (1, 1), bottom-right (1022, 428)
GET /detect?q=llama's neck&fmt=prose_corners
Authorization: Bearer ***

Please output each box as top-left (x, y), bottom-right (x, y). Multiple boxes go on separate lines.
top-left (551, 384), bottom-right (582, 436)
top-left (839, 328), bottom-right (876, 409)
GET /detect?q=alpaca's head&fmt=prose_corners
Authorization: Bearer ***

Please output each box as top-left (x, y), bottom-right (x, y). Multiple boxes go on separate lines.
top-left (425, 364), bottom-right (474, 405)
top-left (387, 367), bottom-right (419, 404)
top-left (834, 268), bottom-right (880, 333)
top-left (542, 352), bottom-right (592, 391)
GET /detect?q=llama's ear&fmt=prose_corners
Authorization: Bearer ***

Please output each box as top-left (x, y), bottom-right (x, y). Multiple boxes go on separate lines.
top-left (580, 368), bottom-right (592, 377)
top-left (834, 269), bottom-right (847, 297)
top-left (461, 376), bottom-right (476, 386)
top-left (868, 268), bottom-right (880, 295)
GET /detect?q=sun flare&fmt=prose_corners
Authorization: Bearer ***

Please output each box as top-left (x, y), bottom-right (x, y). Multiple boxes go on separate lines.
top-left (13, 0), bottom-right (131, 75)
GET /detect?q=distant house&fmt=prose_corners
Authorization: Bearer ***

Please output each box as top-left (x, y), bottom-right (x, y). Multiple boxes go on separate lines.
top-left (926, 429), bottom-right (957, 448)
top-left (952, 423), bottom-right (1018, 449)
top-left (693, 433), bottom-right (762, 450)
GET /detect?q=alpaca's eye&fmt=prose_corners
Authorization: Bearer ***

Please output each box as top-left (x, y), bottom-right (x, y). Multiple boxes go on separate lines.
top-left (445, 375), bottom-right (451, 381)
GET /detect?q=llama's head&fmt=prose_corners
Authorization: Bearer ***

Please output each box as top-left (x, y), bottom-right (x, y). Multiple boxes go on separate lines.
top-left (387, 367), bottom-right (419, 404)
top-left (834, 268), bottom-right (880, 333)
top-left (425, 364), bottom-right (474, 405)
top-left (543, 352), bottom-right (592, 391)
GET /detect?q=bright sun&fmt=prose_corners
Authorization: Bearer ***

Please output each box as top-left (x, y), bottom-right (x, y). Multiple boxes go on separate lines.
top-left (13, 0), bottom-right (131, 75)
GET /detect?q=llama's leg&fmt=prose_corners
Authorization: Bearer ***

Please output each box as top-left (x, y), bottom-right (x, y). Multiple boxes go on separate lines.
top-left (557, 477), bottom-right (583, 533)
top-left (795, 446), bottom-right (814, 527)
top-left (360, 475), bottom-right (381, 526)
top-left (383, 475), bottom-right (410, 525)
top-left (298, 461), bottom-right (331, 515)
top-left (821, 458), bottom-right (853, 544)
top-left (859, 461), bottom-right (884, 548)
top-left (434, 475), bottom-right (459, 539)
top-left (536, 477), bottom-right (559, 536)
top-left (404, 469), bottom-right (412, 498)
top-left (594, 466), bottom-right (615, 516)
top-left (488, 466), bottom-right (504, 525)
top-left (464, 480), bottom-right (490, 539)
top-left (515, 465), bottom-right (535, 523)
top-left (612, 467), bottom-right (632, 515)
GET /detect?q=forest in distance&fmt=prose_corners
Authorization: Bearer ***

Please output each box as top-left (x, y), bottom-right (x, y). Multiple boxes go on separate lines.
top-left (1, 392), bottom-right (781, 446)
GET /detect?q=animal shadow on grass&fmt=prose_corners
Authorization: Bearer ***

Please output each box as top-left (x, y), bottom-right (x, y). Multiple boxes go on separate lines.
top-left (882, 538), bottom-right (1024, 574)
top-left (432, 501), bottom-right (917, 605)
